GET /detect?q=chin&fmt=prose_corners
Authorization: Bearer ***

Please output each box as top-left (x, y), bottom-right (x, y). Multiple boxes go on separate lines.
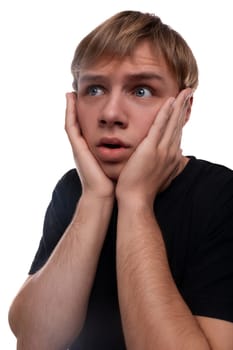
top-left (101, 163), bottom-right (123, 182)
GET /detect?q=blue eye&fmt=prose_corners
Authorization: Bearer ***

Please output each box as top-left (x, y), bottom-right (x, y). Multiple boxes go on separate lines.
top-left (88, 86), bottom-right (104, 96)
top-left (135, 87), bottom-right (152, 97)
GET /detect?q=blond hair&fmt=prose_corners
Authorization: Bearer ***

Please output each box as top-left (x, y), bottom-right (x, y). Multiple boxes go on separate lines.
top-left (71, 10), bottom-right (198, 91)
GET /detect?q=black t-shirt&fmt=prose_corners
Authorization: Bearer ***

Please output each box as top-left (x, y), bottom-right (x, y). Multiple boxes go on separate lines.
top-left (29, 157), bottom-right (233, 349)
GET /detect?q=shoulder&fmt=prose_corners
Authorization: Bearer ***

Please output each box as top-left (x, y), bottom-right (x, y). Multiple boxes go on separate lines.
top-left (185, 157), bottom-right (233, 239)
top-left (166, 157), bottom-right (233, 210)
top-left (187, 157), bottom-right (233, 210)
top-left (182, 157), bottom-right (233, 198)
top-left (53, 168), bottom-right (82, 201)
top-left (196, 158), bottom-right (233, 181)
top-left (186, 156), bottom-right (233, 180)
top-left (55, 168), bottom-right (82, 191)
top-left (170, 157), bottom-right (233, 236)
top-left (47, 169), bottom-right (82, 227)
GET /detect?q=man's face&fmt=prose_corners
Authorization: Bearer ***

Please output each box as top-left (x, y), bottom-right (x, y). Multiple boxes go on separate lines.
top-left (76, 41), bottom-right (180, 180)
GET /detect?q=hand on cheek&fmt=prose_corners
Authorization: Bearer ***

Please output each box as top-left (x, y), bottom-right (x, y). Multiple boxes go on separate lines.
top-left (65, 92), bottom-right (115, 200)
top-left (116, 88), bottom-right (193, 205)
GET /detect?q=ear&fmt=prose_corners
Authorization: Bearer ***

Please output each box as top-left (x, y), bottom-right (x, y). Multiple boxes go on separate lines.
top-left (183, 95), bottom-right (193, 126)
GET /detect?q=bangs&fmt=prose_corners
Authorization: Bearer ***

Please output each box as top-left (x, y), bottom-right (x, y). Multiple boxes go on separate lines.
top-left (71, 11), bottom-right (198, 91)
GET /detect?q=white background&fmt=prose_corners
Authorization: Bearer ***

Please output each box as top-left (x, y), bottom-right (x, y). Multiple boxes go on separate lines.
top-left (1, 0), bottom-right (233, 348)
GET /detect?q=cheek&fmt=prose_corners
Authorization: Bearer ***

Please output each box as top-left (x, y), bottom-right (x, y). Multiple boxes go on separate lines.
top-left (76, 104), bottom-right (91, 135)
top-left (133, 111), bottom-right (157, 142)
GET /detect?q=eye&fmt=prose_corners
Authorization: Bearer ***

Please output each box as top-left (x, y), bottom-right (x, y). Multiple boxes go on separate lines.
top-left (134, 86), bottom-right (152, 98)
top-left (87, 85), bottom-right (104, 96)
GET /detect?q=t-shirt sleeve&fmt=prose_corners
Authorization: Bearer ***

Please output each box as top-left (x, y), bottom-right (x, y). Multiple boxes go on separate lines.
top-left (182, 173), bottom-right (233, 322)
top-left (29, 169), bottom-right (82, 274)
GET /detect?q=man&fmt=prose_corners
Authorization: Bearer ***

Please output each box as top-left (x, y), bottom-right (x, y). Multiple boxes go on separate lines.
top-left (8, 10), bottom-right (233, 349)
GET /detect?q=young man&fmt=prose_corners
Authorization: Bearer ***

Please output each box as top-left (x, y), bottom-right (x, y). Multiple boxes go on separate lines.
top-left (9, 10), bottom-right (233, 350)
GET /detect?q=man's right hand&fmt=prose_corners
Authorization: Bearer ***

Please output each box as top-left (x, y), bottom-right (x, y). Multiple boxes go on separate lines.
top-left (65, 92), bottom-right (115, 200)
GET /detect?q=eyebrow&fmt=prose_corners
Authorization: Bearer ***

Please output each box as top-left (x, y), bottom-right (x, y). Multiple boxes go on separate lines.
top-left (125, 72), bottom-right (164, 83)
top-left (79, 72), bottom-right (165, 84)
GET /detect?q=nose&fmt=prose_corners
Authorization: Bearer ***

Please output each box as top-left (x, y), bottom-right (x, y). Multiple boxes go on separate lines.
top-left (98, 93), bottom-right (128, 129)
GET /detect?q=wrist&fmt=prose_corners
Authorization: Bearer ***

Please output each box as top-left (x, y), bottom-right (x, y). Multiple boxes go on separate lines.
top-left (117, 194), bottom-right (154, 213)
top-left (81, 191), bottom-right (114, 207)
top-left (82, 187), bottom-right (115, 202)
top-left (71, 193), bottom-right (114, 237)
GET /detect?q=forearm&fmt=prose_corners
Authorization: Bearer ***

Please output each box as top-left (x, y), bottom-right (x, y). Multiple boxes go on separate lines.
top-left (9, 194), bottom-right (113, 350)
top-left (116, 199), bottom-right (210, 350)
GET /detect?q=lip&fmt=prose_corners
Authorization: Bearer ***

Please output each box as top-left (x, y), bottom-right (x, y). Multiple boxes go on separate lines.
top-left (96, 137), bottom-right (131, 162)
top-left (97, 137), bottom-right (130, 148)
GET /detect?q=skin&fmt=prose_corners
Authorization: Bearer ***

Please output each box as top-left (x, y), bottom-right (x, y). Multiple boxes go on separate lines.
top-left (76, 41), bottom-right (188, 182)
top-left (8, 40), bottom-right (233, 349)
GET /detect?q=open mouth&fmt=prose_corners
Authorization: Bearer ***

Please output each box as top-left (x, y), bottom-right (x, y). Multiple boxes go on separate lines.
top-left (97, 138), bottom-right (130, 160)
top-left (103, 143), bottom-right (122, 149)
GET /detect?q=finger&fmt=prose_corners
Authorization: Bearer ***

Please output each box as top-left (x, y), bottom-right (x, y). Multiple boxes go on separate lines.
top-left (176, 88), bottom-right (193, 130)
top-left (147, 96), bottom-right (175, 145)
top-left (148, 87), bottom-right (191, 143)
top-left (65, 92), bottom-right (78, 131)
top-left (65, 92), bottom-right (82, 147)
top-left (160, 88), bottom-right (192, 147)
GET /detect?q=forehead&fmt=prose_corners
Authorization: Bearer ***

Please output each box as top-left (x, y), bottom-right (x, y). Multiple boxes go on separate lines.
top-left (79, 41), bottom-right (172, 79)
top-left (78, 41), bottom-right (178, 93)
